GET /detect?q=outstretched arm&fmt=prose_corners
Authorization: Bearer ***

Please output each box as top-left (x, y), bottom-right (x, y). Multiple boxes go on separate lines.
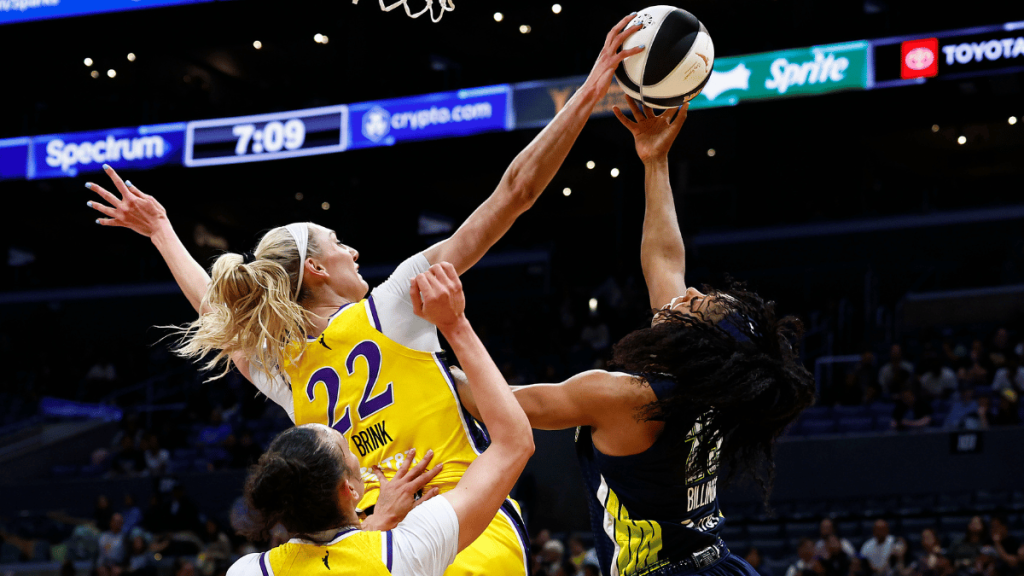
top-left (88, 165), bottom-right (210, 314)
top-left (410, 263), bottom-right (533, 552)
top-left (612, 100), bottom-right (689, 309)
top-left (424, 14), bottom-right (645, 274)
top-left (88, 166), bottom-right (257, 381)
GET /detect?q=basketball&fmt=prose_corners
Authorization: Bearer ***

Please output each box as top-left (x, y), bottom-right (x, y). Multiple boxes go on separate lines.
top-left (614, 5), bottom-right (715, 109)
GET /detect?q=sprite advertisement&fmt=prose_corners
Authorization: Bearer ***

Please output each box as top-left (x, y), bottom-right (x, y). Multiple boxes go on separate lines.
top-left (688, 41), bottom-right (871, 108)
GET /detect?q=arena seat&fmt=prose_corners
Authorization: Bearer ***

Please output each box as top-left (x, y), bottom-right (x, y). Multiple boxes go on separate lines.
top-left (836, 520), bottom-right (860, 538)
top-left (836, 416), bottom-right (874, 434)
top-left (799, 419), bottom-right (836, 435)
top-left (938, 516), bottom-right (972, 533)
top-left (832, 405), bottom-right (868, 417)
top-left (747, 524), bottom-right (784, 539)
top-left (901, 517), bottom-right (938, 535)
top-left (784, 522), bottom-right (819, 540)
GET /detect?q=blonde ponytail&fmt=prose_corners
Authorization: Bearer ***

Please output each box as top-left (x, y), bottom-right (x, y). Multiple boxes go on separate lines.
top-left (173, 224), bottom-right (323, 381)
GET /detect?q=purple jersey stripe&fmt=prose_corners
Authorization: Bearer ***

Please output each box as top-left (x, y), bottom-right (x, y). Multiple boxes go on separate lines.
top-left (385, 531), bottom-right (393, 571)
top-left (258, 553), bottom-right (269, 576)
top-left (367, 295), bottom-right (383, 331)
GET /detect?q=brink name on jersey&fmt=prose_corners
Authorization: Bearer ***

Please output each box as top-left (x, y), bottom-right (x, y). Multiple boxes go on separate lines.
top-left (351, 421), bottom-right (394, 456)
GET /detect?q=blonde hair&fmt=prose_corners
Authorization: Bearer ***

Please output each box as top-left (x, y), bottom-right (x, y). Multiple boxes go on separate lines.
top-left (174, 223), bottom-right (323, 381)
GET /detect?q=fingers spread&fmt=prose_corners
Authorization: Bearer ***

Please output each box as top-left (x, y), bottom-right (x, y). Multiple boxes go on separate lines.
top-left (625, 96), bottom-right (643, 119)
top-left (371, 465), bottom-right (387, 484)
top-left (87, 183), bottom-right (123, 207)
top-left (612, 106), bottom-right (634, 128)
top-left (607, 13), bottom-right (636, 43)
top-left (415, 487), bottom-right (441, 507)
top-left (411, 463), bottom-right (443, 490)
top-left (88, 202), bottom-right (116, 217)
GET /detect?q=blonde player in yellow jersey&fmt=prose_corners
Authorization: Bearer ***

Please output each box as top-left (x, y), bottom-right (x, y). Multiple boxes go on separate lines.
top-left (226, 263), bottom-right (535, 576)
top-left (85, 14), bottom-right (646, 574)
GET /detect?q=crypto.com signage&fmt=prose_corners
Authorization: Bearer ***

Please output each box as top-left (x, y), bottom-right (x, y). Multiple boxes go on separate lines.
top-left (0, 0), bottom-right (218, 26)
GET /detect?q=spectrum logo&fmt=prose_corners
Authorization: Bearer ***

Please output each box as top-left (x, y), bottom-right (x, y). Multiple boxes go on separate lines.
top-left (901, 38), bottom-right (939, 79)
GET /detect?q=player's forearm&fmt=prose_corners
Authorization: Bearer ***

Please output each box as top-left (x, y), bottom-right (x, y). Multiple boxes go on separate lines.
top-left (440, 318), bottom-right (533, 456)
top-left (150, 222), bottom-right (212, 314)
top-left (640, 158), bottom-right (686, 294)
top-left (499, 83), bottom-right (604, 211)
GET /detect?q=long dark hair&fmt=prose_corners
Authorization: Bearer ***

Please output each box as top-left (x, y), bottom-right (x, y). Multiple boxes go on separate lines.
top-left (241, 425), bottom-right (352, 540)
top-left (610, 281), bottom-right (815, 505)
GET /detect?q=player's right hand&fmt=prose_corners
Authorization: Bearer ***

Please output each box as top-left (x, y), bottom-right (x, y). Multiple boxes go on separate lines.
top-left (363, 447), bottom-right (443, 532)
top-left (410, 262), bottom-right (466, 331)
top-left (584, 13), bottom-right (645, 99)
top-left (86, 165), bottom-right (170, 238)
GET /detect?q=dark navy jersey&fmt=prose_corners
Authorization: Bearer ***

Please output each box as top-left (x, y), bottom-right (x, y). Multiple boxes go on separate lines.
top-left (576, 376), bottom-right (725, 576)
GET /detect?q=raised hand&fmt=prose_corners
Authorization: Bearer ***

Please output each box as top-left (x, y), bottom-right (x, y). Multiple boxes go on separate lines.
top-left (583, 13), bottom-right (646, 99)
top-left (409, 262), bottom-right (466, 331)
top-left (613, 99), bottom-right (689, 163)
top-left (86, 165), bottom-right (170, 238)
top-left (362, 447), bottom-right (443, 532)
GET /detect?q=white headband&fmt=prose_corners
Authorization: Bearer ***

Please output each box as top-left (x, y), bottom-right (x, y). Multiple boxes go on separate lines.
top-left (285, 223), bottom-right (309, 301)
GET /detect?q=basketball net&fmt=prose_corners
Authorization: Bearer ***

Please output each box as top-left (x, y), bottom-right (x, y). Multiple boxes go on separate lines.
top-left (352, 0), bottom-right (454, 22)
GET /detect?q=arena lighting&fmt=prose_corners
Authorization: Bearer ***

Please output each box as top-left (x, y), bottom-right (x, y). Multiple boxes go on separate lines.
top-left (707, 148), bottom-right (716, 157)
top-left (1010, 116), bottom-right (1018, 126)
top-left (127, 53), bottom-right (136, 62)
top-left (83, 57), bottom-right (93, 66)
top-left (586, 160), bottom-right (595, 169)
top-left (588, 298), bottom-right (598, 312)
top-left (610, 168), bottom-right (620, 177)
top-left (562, 187), bottom-right (571, 196)
top-left (493, 12), bottom-right (503, 22)
top-left (519, 24), bottom-right (531, 34)
top-left (931, 124), bottom-right (940, 132)
top-left (957, 135), bottom-right (967, 145)
top-left (295, 192), bottom-right (304, 201)
top-left (107, 69), bottom-right (116, 78)
top-left (90, 70), bottom-right (99, 79)
top-left (253, 40), bottom-right (262, 49)
top-left (321, 202), bottom-right (330, 210)
top-left (314, 33), bottom-right (324, 43)
top-left (552, 4), bottom-right (562, 14)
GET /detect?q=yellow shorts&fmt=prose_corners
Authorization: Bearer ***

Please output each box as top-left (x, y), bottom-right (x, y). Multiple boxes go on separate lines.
top-left (443, 498), bottom-right (529, 576)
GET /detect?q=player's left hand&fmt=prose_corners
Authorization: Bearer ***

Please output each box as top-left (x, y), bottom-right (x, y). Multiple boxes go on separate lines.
top-left (410, 262), bottom-right (466, 331)
top-left (361, 448), bottom-right (443, 532)
top-left (613, 99), bottom-right (688, 163)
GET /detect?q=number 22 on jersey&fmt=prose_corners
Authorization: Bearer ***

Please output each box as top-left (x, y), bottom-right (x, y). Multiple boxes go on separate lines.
top-left (305, 340), bottom-right (395, 435)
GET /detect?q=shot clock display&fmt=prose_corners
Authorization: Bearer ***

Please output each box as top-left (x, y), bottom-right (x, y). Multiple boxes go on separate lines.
top-left (184, 105), bottom-right (348, 167)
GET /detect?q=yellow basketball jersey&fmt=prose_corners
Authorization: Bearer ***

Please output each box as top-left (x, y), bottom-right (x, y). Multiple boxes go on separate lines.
top-left (282, 298), bottom-right (487, 511)
top-left (264, 528), bottom-right (392, 576)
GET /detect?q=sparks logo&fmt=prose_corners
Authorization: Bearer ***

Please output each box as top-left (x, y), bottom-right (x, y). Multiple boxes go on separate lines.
top-left (901, 38), bottom-right (939, 79)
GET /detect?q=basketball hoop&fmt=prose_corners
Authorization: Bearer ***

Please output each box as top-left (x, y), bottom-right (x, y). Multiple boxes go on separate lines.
top-left (352, 0), bottom-right (454, 23)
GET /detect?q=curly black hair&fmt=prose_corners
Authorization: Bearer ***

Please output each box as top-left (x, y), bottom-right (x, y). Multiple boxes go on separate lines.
top-left (241, 425), bottom-right (354, 541)
top-left (609, 281), bottom-right (815, 507)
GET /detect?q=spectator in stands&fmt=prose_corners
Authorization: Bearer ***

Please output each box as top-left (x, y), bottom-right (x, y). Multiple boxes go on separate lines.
top-left (906, 528), bottom-right (943, 576)
top-left (879, 345), bottom-right (914, 398)
top-left (787, 539), bottom-right (820, 576)
top-left (821, 535), bottom-right (853, 576)
top-left (840, 352), bottom-right (878, 406)
top-left (891, 389), bottom-right (933, 430)
top-left (917, 353), bottom-right (958, 400)
top-left (746, 547), bottom-right (774, 576)
top-left (95, 495), bottom-right (114, 532)
top-left (541, 539), bottom-right (567, 576)
top-left (124, 531), bottom-right (156, 576)
top-left (200, 519), bottom-right (232, 567)
top-left (567, 536), bottom-right (587, 572)
top-left (992, 354), bottom-right (1024, 394)
top-left (990, 389), bottom-right (1021, 426)
top-left (988, 514), bottom-right (1020, 574)
top-left (197, 408), bottom-right (232, 447)
top-left (958, 343), bottom-right (990, 388)
top-left (112, 435), bottom-right (145, 476)
top-left (121, 494), bottom-right (143, 536)
top-left (817, 518), bottom-right (857, 558)
top-left (989, 329), bottom-right (1012, 371)
top-left (944, 386), bottom-right (983, 430)
top-left (860, 520), bottom-right (906, 576)
top-left (171, 558), bottom-right (196, 576)
top-left (949, 516), bottom-right (990, 565)
top-left (142, 433), bottom-right (169, 477)
top-left (97, 513), bottom-right (127, 576)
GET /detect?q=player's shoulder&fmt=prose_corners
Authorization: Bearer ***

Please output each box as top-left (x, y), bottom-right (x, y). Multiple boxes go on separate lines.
top-left (570, 370), bottom-right (658, 405)
top-left (226, 553), bottom-right (264, 576)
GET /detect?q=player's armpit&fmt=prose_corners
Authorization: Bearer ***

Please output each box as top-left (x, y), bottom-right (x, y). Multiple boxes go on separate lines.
top-left (513, 370), bottom-right (650, 431)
